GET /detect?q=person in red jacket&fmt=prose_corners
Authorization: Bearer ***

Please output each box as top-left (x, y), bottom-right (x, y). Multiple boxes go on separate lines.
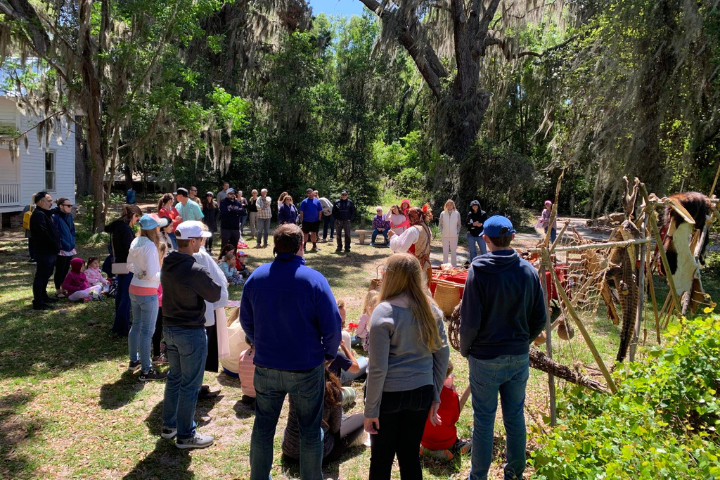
top-left (420, 360), bottom-right (472, 461)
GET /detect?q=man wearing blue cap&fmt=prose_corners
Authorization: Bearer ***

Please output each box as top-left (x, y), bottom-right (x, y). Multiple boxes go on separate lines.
top-left (459, 215), bottom-right (546, 480)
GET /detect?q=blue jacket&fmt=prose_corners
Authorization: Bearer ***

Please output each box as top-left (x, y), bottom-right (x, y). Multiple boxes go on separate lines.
top-left (52, 208), bottom-right (76, 252)
top-left (278, 203), bottom-right (299, 225)
top-left (240, 253), bottom-right (341, 370)
top-left (459, 250), bottom-right (546, 359)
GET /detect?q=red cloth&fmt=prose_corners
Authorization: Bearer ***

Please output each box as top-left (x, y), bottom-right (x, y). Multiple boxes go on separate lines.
top-left (421, 382), bottom-right (460, 450)
top-left (429, 270), bottom-right (467, 297)
top-left (62, 258), bottom-right (89, 295)
top-left (158, 207), bottom-right (182, 233)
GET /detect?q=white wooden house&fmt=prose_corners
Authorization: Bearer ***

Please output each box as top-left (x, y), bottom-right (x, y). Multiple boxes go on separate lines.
top-left (0, 95), bottom-right (76, 225)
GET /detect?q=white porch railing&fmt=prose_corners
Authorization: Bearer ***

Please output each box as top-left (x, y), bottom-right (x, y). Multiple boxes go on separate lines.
top-left (0, 182), bottom-right (20, 206)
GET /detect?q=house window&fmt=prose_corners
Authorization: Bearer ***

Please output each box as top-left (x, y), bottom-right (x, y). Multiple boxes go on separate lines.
top-left (45, 151), bottom-right (56, 191)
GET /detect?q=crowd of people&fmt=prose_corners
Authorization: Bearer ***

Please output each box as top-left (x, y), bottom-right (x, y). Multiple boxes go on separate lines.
top-left (25, 185), bottom-right (550, 480)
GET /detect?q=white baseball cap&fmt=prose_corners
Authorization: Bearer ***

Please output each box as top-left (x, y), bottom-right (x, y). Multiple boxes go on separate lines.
top-left (175, 220), bottom-right (212, 239)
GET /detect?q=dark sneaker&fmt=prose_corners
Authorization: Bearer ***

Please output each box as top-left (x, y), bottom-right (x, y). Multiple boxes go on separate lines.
top-left (176, 433), bottom-right (214, 450)
top-left (44, 297), bottom-right (59, 304)
top-left (128, 360), bottom-right (141, 371)
top-left (32, 303), bottom-right (52, 311)
top-left (161, 426), bottom-right (177, 439)
top-left (335, 248), bottom-right (342, 253)
top-left (139, 368), bottom-right (166, 382)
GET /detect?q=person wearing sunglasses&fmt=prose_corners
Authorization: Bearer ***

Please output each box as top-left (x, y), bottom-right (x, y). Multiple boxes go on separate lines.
top-left (52, 198), bottom-right (77, 298)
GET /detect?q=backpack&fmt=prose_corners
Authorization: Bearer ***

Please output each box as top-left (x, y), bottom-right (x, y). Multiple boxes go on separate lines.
top-left (23, 206), bottom-right (34, 230)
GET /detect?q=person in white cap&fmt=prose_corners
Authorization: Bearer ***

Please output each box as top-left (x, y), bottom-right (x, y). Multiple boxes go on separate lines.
top-left (160, 221), bottom-right (222, 449)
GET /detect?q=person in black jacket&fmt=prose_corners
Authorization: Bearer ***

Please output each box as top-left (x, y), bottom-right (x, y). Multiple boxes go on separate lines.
top-left (332, 190), bottom-right (356, 253)
top-left (219, 188), bottom-right (244, 253)
top-left (105, 204), bottom-right (142, 336)
top-left (201, 192), bottom-right (220, 255)
top-left (466, 200), bottom-right (489, 261)
top-left (160, 221), bottom-right (221, 450)
top-left (29, 192), bottom-right (61, 310)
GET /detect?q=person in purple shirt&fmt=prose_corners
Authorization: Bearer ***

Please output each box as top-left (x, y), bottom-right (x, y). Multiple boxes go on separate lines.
top-left (240, 224), bottom-right (341, 480)
top-left (299, 188), bottom-right (324, 252)
top-left (370, 206), bottom-right (391, 247)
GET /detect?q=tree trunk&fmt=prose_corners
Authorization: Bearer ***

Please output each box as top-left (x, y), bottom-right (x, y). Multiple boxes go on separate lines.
top-left (74, 117), bottom-right (93, 197)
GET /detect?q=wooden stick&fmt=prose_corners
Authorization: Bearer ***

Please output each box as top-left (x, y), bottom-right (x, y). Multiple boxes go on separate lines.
top-left (640, 184), bottom-right (682, 316)
top-left (542, 249), bottom-right (618, 394)
top-left (529, 237), bottom-right (650, 254)
top-left (538, 254), bottom-right (557, 426)
top-left (646, 255), bottom-right (661, 344)
top-left (550, 220), bottom-right (571, 254)
top-left (629, 208), bottom-right (648, 362)
top-left (459, 385), bottom-right (472, 412)
top-left (709, 161), bottom-right (720, 198)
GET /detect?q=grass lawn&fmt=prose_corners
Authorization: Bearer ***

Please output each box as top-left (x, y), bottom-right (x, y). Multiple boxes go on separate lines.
top-left (0, 222), bottom-right (699, 479)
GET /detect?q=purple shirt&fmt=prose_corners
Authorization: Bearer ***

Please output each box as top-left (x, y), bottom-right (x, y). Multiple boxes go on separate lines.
top-left (373, 215), bottom-right (390, 230)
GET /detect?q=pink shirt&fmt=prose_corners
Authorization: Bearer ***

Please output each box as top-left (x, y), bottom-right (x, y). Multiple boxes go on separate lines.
top-left (356, 313), bottom-right (370, 340)
top-left (85, 267), bottom-right (108, 285)
top-left (238, 348), bottom-right (256, 398)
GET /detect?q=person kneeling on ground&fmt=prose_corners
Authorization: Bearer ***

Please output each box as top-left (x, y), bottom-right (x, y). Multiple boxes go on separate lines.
top-left (282, 366), bottom-right (366, 465)
top-left (420, 359), bottom-right (472, 461)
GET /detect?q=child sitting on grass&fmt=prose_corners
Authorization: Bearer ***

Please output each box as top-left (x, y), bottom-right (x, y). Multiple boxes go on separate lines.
top-left (236, 250), bottom-right (251, 279)
top-left (420, 360), bottom-right (472, 461)
top-left (355, 289), bottom-right (380, 349)
top-left (219, 251), bottom-right (244, 285)
top-left (61, 257), bottom-right (103, 301)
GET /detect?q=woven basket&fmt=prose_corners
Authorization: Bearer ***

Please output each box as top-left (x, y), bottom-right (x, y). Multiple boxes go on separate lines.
top-left (434, 280), bottom-right (462, 318)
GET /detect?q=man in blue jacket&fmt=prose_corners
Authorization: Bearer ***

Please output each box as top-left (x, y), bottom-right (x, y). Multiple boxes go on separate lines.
top-left (219, 188), bottom-right (244, 252)
top-left (459, 216), bottom-right (546, 480)
top-left (240, 223), bottom-right (342, 480)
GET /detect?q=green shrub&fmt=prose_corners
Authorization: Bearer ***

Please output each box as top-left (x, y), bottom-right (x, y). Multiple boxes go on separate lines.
top-left (532, 316), bottom-right (720, 480)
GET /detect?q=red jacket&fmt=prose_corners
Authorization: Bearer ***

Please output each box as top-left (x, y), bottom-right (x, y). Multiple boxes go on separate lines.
top-left (158, 207), bottom-right (182, 233)
top-left (421, 381), bottom-right (460, 450)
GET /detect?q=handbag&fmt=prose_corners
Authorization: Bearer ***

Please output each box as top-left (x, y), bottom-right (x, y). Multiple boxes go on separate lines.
top-left (110, 233), bottom-right (131, 275)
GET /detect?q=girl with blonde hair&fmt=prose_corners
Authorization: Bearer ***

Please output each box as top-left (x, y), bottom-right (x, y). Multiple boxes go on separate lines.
top-left (364, 253), bottom-right (450, 480)
top-left (439, 199), bottom-right (462, 266)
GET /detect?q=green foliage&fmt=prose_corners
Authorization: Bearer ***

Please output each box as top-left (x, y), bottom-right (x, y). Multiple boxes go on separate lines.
top-left (532, 316), bottom-right (720, 479)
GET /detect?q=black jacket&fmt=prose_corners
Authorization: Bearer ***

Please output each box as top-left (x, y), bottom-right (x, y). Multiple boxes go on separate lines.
top-left (30, 208), bottom-right (61, 255)
top-left (466, 208), bottom-right (488, 237)
top-left (219, 198), bottom-right (244, 230)
top-left (104, 219), bottom-right (134, 263)
top-left (247, 197), bottom-right (257, 213)
top-left (332, 198), bottom-right (355, 222)
top-left (202, 202), bottom-right (221, 232)
top-left (161, 251), bottom-right (222, 328)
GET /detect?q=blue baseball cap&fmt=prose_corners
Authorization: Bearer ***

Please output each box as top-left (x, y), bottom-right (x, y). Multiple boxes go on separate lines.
top-left (138, 214), bottom-right (169, 230)
top-left (483, 216), bottom-right (515, 237)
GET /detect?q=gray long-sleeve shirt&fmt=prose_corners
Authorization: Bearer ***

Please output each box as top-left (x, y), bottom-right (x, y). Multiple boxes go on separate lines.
top-left (364, 301), bottom-right (450, 418)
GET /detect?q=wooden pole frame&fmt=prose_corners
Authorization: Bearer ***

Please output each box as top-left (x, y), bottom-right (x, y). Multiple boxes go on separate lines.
top-left (538, 252), bottom-right (556, 426)
top-left (639, 184), bottom-right (682, 317)
top-left (529, 237), bottom-right (650, 254)
top-left (629, 209), bottom-right (648, 362)
top-left (542, 249), bottom-right (618, 394)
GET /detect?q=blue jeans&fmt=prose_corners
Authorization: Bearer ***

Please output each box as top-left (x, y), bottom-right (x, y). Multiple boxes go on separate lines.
top-left (468, 354), bottom-right (529, 480)
top-left (162, 326), bottom-right (208, 440)
top-left (322, 215), bottom-right (334, 240)
top-left (466, 233), bottom-right (487, 261)
top-left (240, 214), bottom-right (248, 236)
top-left (340, 356), bottom-right (368, 384)
top-left (545, 227), bottom-right (557, 243)
top-left (256, 218), bottom-right (271, 246)
top-left (370, 229), bottom-right (388, 245)
top-left (112, 273), bottom-right (133, 336)
top-left (128, 293), bottom-right (159, 372)
top-left (251, 364), bottom-right (325, 480)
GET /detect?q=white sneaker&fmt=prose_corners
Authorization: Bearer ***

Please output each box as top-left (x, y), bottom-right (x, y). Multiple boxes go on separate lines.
top-left (161, 427), bottom-right (177, 439)
top-left (176, 433), bottom-right (214, 450)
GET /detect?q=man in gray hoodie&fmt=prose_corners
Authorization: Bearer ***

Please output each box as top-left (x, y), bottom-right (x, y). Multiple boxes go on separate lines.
top-left (459, 215), bottom-right (546, 480)
top-left (160, 221), bottom-right (222, 450)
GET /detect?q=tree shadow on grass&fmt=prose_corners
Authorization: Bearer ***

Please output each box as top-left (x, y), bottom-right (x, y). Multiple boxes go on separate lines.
top-left (99, 370), bottom-right (145, 410)
top-left (0, 392), bottom-right (42, 479)
top-left (122, 439), bottom-right (195, 480)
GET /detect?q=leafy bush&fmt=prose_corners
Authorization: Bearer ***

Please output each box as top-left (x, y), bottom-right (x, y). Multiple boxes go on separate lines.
top-left (532, 316), bottom-right (720, 480)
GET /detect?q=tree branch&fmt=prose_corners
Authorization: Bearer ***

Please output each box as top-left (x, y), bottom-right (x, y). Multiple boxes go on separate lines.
top-left (358, 0), bottom-right (447, 99)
